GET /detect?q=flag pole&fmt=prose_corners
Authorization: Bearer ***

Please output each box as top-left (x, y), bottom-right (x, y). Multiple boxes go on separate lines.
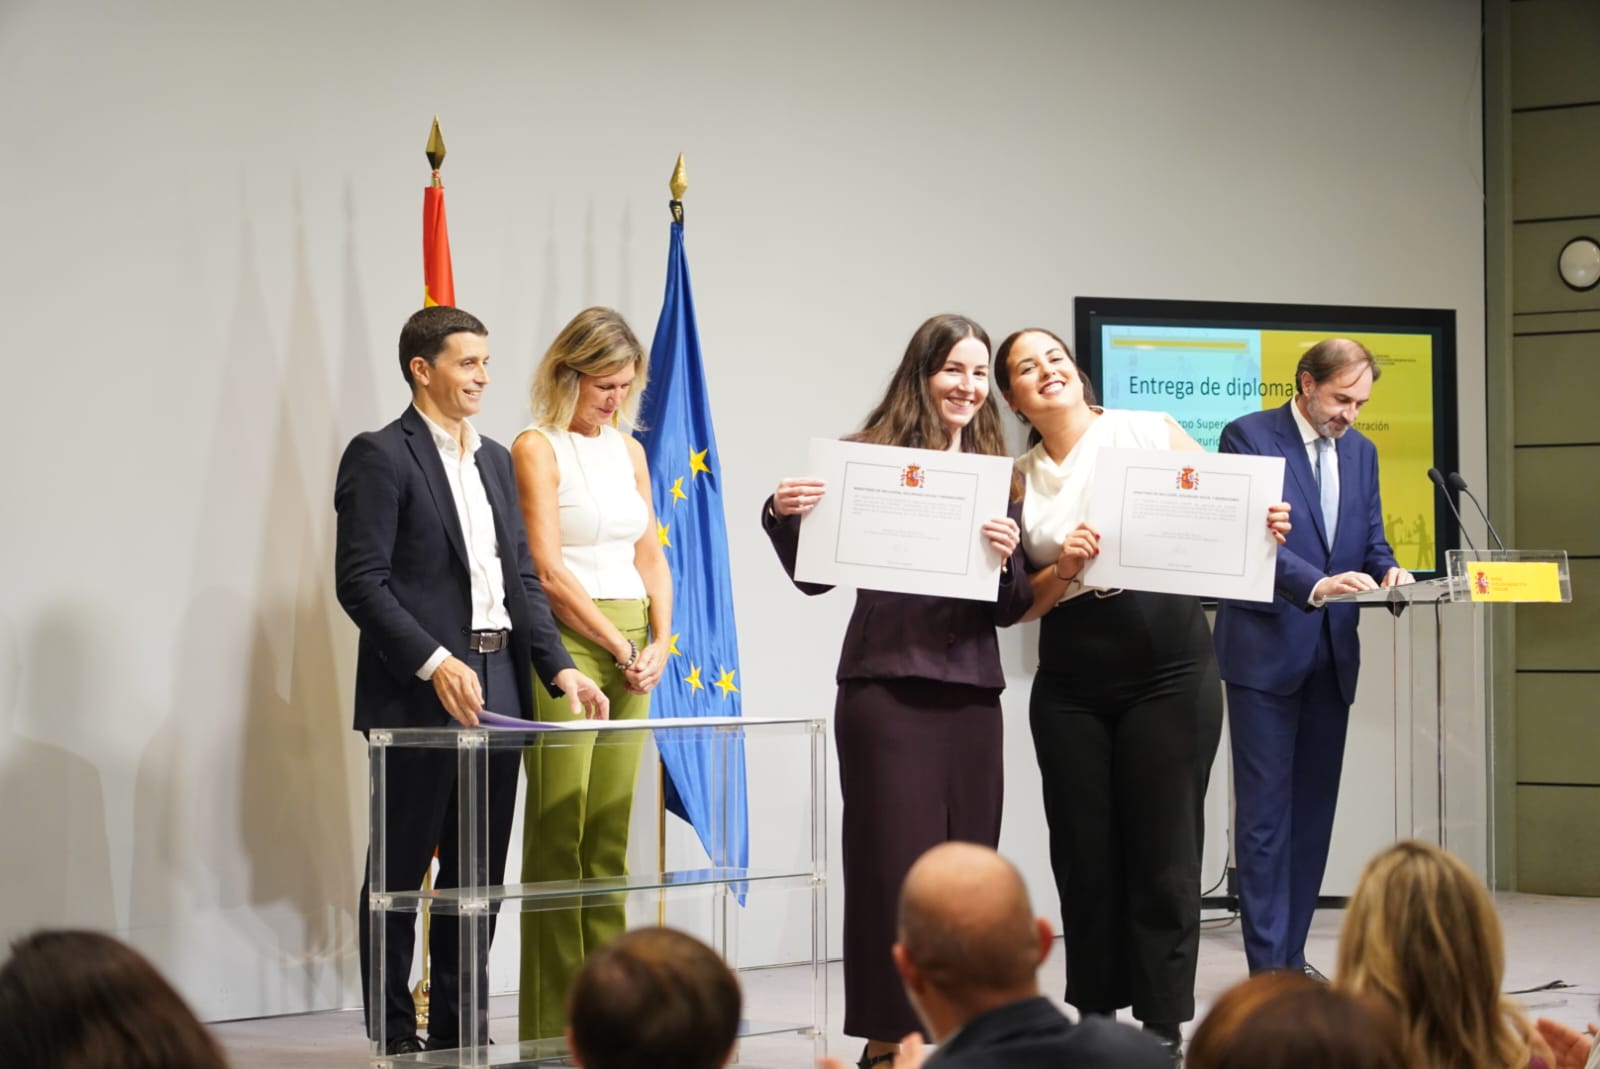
top-left (658, 152), bottom-right (687, 927)
top-left (414, 115), bottom-right (446, 1032)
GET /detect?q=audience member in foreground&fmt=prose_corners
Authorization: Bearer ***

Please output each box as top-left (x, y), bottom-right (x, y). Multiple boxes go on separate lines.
top-left (1186, 970), bottom-right (1404, 1069)
top-left (565, 927), bottom-right (740, 1069)
top-left (0, 928), bottom-right (229, 1068)
top-left (826, 842), bottom-right (1171, 1069)
top-left (1335, 839), bottom-right (1555, 1069)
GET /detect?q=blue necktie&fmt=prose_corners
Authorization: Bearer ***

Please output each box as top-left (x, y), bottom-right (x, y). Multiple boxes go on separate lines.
top-left (1316, 436), bottom-right (1339, 546)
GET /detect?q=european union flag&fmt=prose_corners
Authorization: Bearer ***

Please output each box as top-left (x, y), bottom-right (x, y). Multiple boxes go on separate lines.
top-left (636, 215), bottom-right (748, 875)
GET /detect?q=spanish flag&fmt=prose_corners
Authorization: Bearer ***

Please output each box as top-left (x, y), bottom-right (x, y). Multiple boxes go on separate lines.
top-left (422, 179), bottom-right (454, 308)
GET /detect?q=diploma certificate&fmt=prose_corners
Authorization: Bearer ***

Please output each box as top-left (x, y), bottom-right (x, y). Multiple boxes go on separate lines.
top-left (794, 438), bottom-right (1014, 601)
top-left (1080, 447), bottom-right (1284, 602)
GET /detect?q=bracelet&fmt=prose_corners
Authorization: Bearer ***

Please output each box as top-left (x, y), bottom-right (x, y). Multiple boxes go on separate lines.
top-left (1052, 564), bottom-right (1077, 584)
top-left (616, 638), bottom-right (640, 671)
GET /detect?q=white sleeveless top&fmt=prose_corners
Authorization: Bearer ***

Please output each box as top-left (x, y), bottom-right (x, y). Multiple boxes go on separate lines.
top-left (522, 424), bottom-right (650, 600)
top-left (1017, 409), bottom-right (1170, 603)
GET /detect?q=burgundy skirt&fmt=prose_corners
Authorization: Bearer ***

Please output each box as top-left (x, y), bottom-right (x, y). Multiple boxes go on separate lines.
top-left (833, 675), bottom-right (1004, 1040)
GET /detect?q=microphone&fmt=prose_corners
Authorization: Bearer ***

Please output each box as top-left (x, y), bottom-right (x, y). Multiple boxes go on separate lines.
top-left (1429, 467), bottom-right (1477, 554)
top-left (1446, 472), bottom-right (1507, 552)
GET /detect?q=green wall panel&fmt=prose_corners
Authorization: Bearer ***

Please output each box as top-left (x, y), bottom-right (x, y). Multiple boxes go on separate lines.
top-left (1516, 784), bottom-right (1600, 894)
top-left (1511, 0), bottom-right (1600, 110)
top-left (1514, 446), bottom-right (1600, 554)
top-left (1515, 672), bottom-right (1600, 784)
top-left (1512, 332), bottom-right (1600, 445)
top-left (1512, 106), bottom-right (1600, 220)
top-left (1516, 558), bottom-right (1600, 670)
top-left (1513, 218), bottom-right (1600, 315)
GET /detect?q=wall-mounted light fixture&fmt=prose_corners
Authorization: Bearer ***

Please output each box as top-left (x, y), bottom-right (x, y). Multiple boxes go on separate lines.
top-left (1558, 236), bottom-right (1600, 292)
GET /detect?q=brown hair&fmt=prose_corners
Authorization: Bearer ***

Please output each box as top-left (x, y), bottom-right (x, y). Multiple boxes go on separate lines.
top-left (567, 928), bottom-right (740, 1069)
top-left (397, 304), bottom-right (488, 388)
top-left (851, 314), bottom-right (1006, 457)
top-left (1335, 839), bottom-right (1534, 1069)
top-left (1188, 973), bottom-right (1405, 1069)
top-left (0, 929), bottom-right (230, 1068)
top-left (1297, 337), bottom-right (1381, 393)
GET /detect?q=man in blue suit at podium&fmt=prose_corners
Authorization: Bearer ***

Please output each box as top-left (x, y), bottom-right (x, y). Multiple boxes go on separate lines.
top-left (1213, 337), bottom-right (1412, 976)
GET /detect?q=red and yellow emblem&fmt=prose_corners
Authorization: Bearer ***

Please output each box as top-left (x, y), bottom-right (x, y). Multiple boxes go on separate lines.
top-left (1177, 466), bottom-right (1200, 491)
top-left (900, 464), bottom-right (925, 488)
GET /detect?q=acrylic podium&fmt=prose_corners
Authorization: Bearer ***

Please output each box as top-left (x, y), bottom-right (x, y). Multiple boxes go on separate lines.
top-left (1327, 548), bottom-right (1571, 883)
top-left (366, 715), bottom-right (828, 1068)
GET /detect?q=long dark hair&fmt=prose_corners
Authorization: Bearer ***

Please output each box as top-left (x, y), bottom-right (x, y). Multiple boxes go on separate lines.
top-left (994, 327), bottom-right (1099, 448)
top-left (851, 314), bottom-right (1008, 458)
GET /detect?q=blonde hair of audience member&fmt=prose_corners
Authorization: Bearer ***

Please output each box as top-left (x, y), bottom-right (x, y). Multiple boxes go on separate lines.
top-left (528, 306), bottom-right (648, 433)
top-left (565, 927), bottom-right (740, 1069)
top-left (1187, 971), bottom-right (1405, 1069)
top-left (0, 929), bottom-right (230, 1069)
top-left (1336, 839), bottom-right (1543, 1069)
top-left (892, 842), bottom-right (1053, 1042)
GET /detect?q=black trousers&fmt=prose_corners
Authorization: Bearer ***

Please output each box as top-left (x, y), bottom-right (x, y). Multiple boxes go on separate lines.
top-left (358, 648), bottom-right (523, 1046)
top-left (1029, 590), bottom-right (1222, 1025)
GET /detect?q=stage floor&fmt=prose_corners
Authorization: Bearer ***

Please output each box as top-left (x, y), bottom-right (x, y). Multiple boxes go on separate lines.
top-left (215, 892), bottom-right (1600, 1068)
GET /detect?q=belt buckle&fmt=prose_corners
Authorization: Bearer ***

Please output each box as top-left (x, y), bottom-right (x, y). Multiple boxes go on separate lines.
top-left (469, 630), bottom-right (508, 653)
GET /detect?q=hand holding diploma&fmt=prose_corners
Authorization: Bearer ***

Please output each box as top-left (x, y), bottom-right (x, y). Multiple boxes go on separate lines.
top-left (773, 476), bottom-right (826, 518)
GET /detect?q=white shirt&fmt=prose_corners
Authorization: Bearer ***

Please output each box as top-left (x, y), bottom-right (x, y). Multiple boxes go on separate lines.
top-left (1288, 394), bottom-right (1336, 488)
top-left (522, 424), bottom-right (649, 600)
top-left (414, 406), bottom-right (513, 680)
top-left (1016, 409), bottom-right (1170, 605)
top-left (1291, 395), bottom-right (1342, 606)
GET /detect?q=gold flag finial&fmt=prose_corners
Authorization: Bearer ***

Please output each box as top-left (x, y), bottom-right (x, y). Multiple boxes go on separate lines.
top-left (669, 153), bottom-right (687, 224)
top-left (670, 153), bottom-right (687, 200)
top-left (426, 117), bottom-right (447, 186)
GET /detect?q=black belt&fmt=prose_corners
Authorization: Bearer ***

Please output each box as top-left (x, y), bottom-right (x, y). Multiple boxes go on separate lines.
top-left (467, 629), bottom-right (510, 653)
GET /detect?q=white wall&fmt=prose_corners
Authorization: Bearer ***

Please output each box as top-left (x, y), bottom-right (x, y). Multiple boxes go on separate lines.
top-left (0, 0), bottom-right (1486, 1021)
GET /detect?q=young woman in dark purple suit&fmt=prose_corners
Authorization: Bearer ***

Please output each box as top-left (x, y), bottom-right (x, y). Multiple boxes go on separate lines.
top-left (762, 314), bottom-right (1031, 1069)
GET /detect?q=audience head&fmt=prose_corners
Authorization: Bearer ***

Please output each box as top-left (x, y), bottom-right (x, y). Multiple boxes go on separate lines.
top-left (852, 314), bottom-right (1006, 455)
top-left (565, 927), bottom-right (740, 1069)
top-left (0, 928), bottom-right (229, 1069)
top-left (530, 306), bottom-right (648, 433)
top-left (1187, 971), bottom-right (1404, 1069)
top-left (893, 842), bottom-right (1052, 1038)
top-left (397, 305), bottom-right (489, 389)
top-left (1336, 839), bottom-right (1534, 1069)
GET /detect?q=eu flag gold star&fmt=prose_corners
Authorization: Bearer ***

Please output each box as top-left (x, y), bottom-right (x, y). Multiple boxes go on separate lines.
top-left (657, 522), bottom-right (671, 547)
top-left (670, 476), bottom-right (687, 505)
top-left (713, 667), bottom-right (739, 698)
top-left (683, 664), bottom-right (704, 693)
top-left (667, 632), bottom-right (681, 656)
top-left (690, 448), bottom-right (711, 479)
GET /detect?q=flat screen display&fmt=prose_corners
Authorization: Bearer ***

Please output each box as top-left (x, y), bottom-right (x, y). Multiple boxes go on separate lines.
top-left (1075, 297), bottom-right (1458, 577)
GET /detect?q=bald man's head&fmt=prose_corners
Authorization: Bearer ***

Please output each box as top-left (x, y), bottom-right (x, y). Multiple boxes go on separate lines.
top-left (896, 843), bottom-right (1044, 1000)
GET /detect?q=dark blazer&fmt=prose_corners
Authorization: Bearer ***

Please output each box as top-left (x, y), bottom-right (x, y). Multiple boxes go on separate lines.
top-left (763, 496), bottom-right (1031, 690)
top-left (334, 405), bottom-right (574, 730)
top-left (928, 997), bottom-right (1172, 1069)
top-left (1212, 402), bottom-right (1397, 704)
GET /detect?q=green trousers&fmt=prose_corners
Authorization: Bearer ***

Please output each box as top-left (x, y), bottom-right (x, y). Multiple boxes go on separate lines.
top-left (518, 598), bottom-right (650, 1040)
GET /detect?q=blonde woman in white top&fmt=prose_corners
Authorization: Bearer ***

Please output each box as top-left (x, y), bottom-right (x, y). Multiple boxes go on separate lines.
top-left (995, 326), bottom-right (1289, 1058)
top-left (511, 307), bottom-right (672, 1041)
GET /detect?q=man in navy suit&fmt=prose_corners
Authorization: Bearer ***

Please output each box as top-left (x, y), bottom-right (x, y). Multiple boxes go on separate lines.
top-left (335, 305), bottom-right (608, 1054)
top-left (1213, 338), bottom-right (1411, 977)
